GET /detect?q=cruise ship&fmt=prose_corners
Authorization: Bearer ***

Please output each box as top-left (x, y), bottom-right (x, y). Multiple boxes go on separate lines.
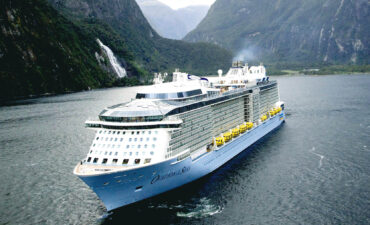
top-left (74, 61), bottom-right (285, 211)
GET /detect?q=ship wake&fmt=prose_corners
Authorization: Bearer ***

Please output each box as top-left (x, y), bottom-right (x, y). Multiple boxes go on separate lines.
top-left (309, 147), bottom-right (325, 168)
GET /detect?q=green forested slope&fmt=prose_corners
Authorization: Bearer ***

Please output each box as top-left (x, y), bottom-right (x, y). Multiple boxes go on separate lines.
top-left (48, 0), bottom-right (232, 75)
top-left (0, 0), bottom-right (117, 99)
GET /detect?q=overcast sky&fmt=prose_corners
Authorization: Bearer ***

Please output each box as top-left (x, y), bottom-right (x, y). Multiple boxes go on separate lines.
top-left (158, 0), bottom-right (216, 10)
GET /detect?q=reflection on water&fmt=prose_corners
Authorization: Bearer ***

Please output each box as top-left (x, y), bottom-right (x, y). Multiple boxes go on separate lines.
top-left (0, 75), bottom-right (369, 224)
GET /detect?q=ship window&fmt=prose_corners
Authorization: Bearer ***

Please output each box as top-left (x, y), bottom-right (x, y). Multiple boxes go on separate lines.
top-left (144, 159), bottom-right (151, 164)
top-left (142, 131), bottom-right (145, 134)
top-left (134, 138), bottom-right (137, 142)
top-left (137, 131), bottom-right (140, 135)
top-left (146, 137), bottom-right (149, 141)
top-left (105, 151), bottom-right (108, 155)
top-left (109, 152), bottom-right (112, 155)
top-left (126, 145), bottom-right (130, 149)
top-left (150, 151), bottom-right (154, 155)
top-left (93, 158), bottom-right (98, 163)
top-left (104, 131), bottom-right (106, 134)
top-left (153, 137), bottom-right (157, 141)
top-left (155, 131), bottom-right (158, 134)
top-left (108, 131), bottom-right (111, 134)
top-left (115, 152), bottom-right (118, 156)
top-left (105, 137), bottom-right (108, 141)
top-left (99, 131), bottom-right (102, 134)
top-left (107, 144), bottom-right (110, 148)
top-left (152, 144), bottom-right (155, 148)
top-left (120, 138), bottom-right (123, 142)
top-left (138, 145), bottom-right (141, 149)
top-left (102, 158), bottom-right (108, 164)
top-left (123, 132), bottom-right (126, 135)
top-left (96, 137), bottom-right (99, 140)
top-left (110, 138), bottom-right (113, 141)
top-left (148, 131), bottom-right (152, 134)
top-left (136, 152), bottom-right (139, 156)
top-left (131, 131), bottom-right (134, 135)
top-left (117, 145), bottom-right (120, 148)
top-left (140, 138), bottom-right (143, 141)
top-left (122, 159), bottom-right (129, 164)
top-left (112, 145), bottom-right (115, 148)
top-left (144, 144), bottom-right (148, 148)
top-left (129, 138), bottom-right (132, 142)
top-left (112, 159), bottom-right (118, 164)
top-left (87, 157), bottom-right (92, 162)
top-left (130, 152), bottom-right (132, 156)
top-left (117, 131), bottom-right (120, 135)
top-left (115, 138), bottom-right (118, 141)
top-left (113, 131), bottom-right (116, 134)
top-left (102, 144), bottom-right (105, 147)
top-left (93, 144), bottom-right (96, 147)
top-left (135, 159), bottom-right (141, 164)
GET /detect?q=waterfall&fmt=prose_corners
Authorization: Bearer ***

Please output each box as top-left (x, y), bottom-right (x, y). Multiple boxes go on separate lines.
top-left (97, 39), bottom-right (127, 78)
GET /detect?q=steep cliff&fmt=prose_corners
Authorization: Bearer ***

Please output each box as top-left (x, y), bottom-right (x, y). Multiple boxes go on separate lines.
top-left (0, 0), bottom-right (115, 99)
top-left (49, 0), bottom-right (232, 74)
top-left (184, 0), bottom-right (369, 65)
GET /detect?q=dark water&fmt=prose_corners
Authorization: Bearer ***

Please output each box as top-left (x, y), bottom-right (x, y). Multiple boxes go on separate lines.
top-left (1, 75), bottom-right (369, 224)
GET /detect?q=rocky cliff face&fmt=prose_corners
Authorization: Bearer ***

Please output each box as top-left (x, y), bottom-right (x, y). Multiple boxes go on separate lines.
top-left (49, 0), bottom-right (232, 74)
top-left (0, 0), bottom-right (114, 99)
top-left (136, 0), bottom-right (209, 39)
top-left (184, 0), bottom-right (369, 65)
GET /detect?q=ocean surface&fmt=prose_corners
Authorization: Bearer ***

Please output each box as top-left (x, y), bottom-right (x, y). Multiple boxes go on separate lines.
top-left (0, 75), bottom-right (369, 224)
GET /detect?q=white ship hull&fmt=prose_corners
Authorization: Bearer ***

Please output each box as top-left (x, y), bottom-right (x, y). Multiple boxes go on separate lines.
top-left (77, 112), bottom-right (285, 211)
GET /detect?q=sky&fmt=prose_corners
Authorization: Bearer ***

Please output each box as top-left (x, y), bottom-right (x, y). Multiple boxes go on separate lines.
top-left (157, 0), bottom-right (216, 10)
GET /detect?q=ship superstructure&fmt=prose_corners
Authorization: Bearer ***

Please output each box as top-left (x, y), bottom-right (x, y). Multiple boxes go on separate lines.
top-left (74, 62), bottom-right (285, 211)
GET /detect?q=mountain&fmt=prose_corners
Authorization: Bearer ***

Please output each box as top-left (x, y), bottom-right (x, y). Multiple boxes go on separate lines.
top-left (136, 0), bottom-right (209, 39)
top-left (48, 0), bottom-right (232, 74)
top-left (0, 0), bottom-right (118, 100)
top-left (184, 0), bottom-right (370, 66)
